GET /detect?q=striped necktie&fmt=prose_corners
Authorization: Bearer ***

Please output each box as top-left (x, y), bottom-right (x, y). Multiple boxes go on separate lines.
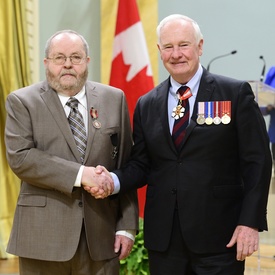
top-left (172, 86), bottom-right (191, 151)
top-left (66, 97), bottom-right (87, 163)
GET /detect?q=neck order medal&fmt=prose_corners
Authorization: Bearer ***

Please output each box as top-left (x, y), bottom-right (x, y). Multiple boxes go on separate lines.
top-left (171, 87), bottom-right (191, 120)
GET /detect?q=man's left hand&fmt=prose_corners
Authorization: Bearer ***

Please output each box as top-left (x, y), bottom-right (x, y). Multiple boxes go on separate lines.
top-left (226, 225), bottom-right (258, 261)
top-left (114, 234), bottom-right (134, 260)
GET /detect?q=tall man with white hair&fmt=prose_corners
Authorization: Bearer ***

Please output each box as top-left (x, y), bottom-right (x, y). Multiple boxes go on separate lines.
top-left (90, 14), bottom-right (272, 274)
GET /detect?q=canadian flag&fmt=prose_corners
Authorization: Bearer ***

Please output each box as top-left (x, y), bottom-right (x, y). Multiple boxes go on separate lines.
top-left (110, 0), bottom-right (154, 218)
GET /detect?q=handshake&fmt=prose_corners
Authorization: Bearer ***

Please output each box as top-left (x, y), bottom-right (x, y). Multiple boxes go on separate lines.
top-left (81, 165), bottom-right (114, 199)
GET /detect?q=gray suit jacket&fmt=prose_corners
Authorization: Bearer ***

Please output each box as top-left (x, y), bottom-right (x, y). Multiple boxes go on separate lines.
top-left (5, 80), bottom-right (138, 261)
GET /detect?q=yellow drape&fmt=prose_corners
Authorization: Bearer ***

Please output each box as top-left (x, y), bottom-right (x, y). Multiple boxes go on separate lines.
top-left (0, 0), bottom-right (32, 258)
top-left (101, 0), bottom-right (158, 85)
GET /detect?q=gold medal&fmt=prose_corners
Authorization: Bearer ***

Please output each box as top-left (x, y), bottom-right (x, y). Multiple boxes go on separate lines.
top-left (196, 114), bottom-right (205, 125)
top-left (205, 102), bottom-right (214, 125)
top-left (197, 102), bottom-right (205, 125)
top-left (205, 116), bottom-right (213, 125)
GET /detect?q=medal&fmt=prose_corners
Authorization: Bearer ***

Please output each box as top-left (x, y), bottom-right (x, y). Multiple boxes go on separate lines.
top-left (196, 102), bottom-right (205, 125)
top-left (221, 101), bottom-right (231, 125)
top-left (221, 114), bottom-right (231, 124)
top-left (197, 115), bottom-right (205, 125)
top-left (205, 117), bottom-right (213, 125)
top-left (92, 120), bottom-right (101, 128)
top-left (90, 107), bottom-right (101, 129)
top-left (171, 86), bottom-right (191, 120)
top-left (172, 105), bottom-right (185, 120)
top-left (197, 101), bottom-right (230, 125)
top-left (205, 102), bottom-right (213, 125)
top-left (213, 116), bottom-right (221, 125)
top-left (213, 101), bottom-right (221, 125)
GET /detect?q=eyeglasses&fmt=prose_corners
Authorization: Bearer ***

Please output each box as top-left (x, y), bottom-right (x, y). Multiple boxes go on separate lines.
top-left (47, 55), bottom-right (87, 65)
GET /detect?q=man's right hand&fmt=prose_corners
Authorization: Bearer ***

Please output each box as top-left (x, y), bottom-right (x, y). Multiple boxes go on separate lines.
top-left (81, 166), bottom-right (114, 198)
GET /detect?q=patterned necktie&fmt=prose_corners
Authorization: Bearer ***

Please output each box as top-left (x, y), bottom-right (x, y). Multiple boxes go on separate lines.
top-left (172, 86), bottom-right (191, 150)
top-left (66, 97), bottom-right (87, 163)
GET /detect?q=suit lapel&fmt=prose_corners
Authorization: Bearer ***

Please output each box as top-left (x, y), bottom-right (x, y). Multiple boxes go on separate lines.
top-left (85, 82), bottom-right (99, 163)
top-left (155, 79), bottom-right (177, 152)
top-left (179, 69), bottom-right (215, 153)
top-left (191, 70), bottom-right (215, 122)
top-left (40, 82), bottom-right (82, 162)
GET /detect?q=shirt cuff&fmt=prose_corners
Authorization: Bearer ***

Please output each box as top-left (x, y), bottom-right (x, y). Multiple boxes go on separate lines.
top-left (111, 172), bottom-right (120, 194)
top-left (74, 165), bottom-right (84, 187)
top-left (116, 230), bottom-right (136, 241)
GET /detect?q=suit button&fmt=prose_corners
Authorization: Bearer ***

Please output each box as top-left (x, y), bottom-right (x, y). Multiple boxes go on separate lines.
top-left (171, 188), bottom-right (177, 194)
top-left (78, 201), bottom-right (83, 207)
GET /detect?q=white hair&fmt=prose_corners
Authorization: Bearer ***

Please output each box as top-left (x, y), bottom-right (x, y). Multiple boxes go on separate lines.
top-left (156, 14), bottom-right (203, 44)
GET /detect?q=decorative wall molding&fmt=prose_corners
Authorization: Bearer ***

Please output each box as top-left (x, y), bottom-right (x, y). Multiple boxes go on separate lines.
top-left (25, 0), bottom-right (39, 83)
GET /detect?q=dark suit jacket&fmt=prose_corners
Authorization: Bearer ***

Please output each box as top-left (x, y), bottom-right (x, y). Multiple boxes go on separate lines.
top-left (115, 68), bottom-right (272, 254)
top-left (5, 80), bottom-right (138, 261)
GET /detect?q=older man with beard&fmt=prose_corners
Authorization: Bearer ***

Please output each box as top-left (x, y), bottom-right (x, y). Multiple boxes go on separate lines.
top-left (4, 30), bottom-right (138, 275)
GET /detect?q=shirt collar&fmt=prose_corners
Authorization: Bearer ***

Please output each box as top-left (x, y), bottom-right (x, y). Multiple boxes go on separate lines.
top-left (169, 64), bottom-right (203, 98)
top-left (58, 86), bottom-right (87, 109)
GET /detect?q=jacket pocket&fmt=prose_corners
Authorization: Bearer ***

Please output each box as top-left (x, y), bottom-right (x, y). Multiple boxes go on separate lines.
top-left (100, 126), bottom-right (119, 135)
top-left (18, 193), bottom-right (47, 207)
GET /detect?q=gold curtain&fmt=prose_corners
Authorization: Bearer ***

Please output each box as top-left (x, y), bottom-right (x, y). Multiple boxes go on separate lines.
top-left (0, 0), bottom-right (32, 258)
